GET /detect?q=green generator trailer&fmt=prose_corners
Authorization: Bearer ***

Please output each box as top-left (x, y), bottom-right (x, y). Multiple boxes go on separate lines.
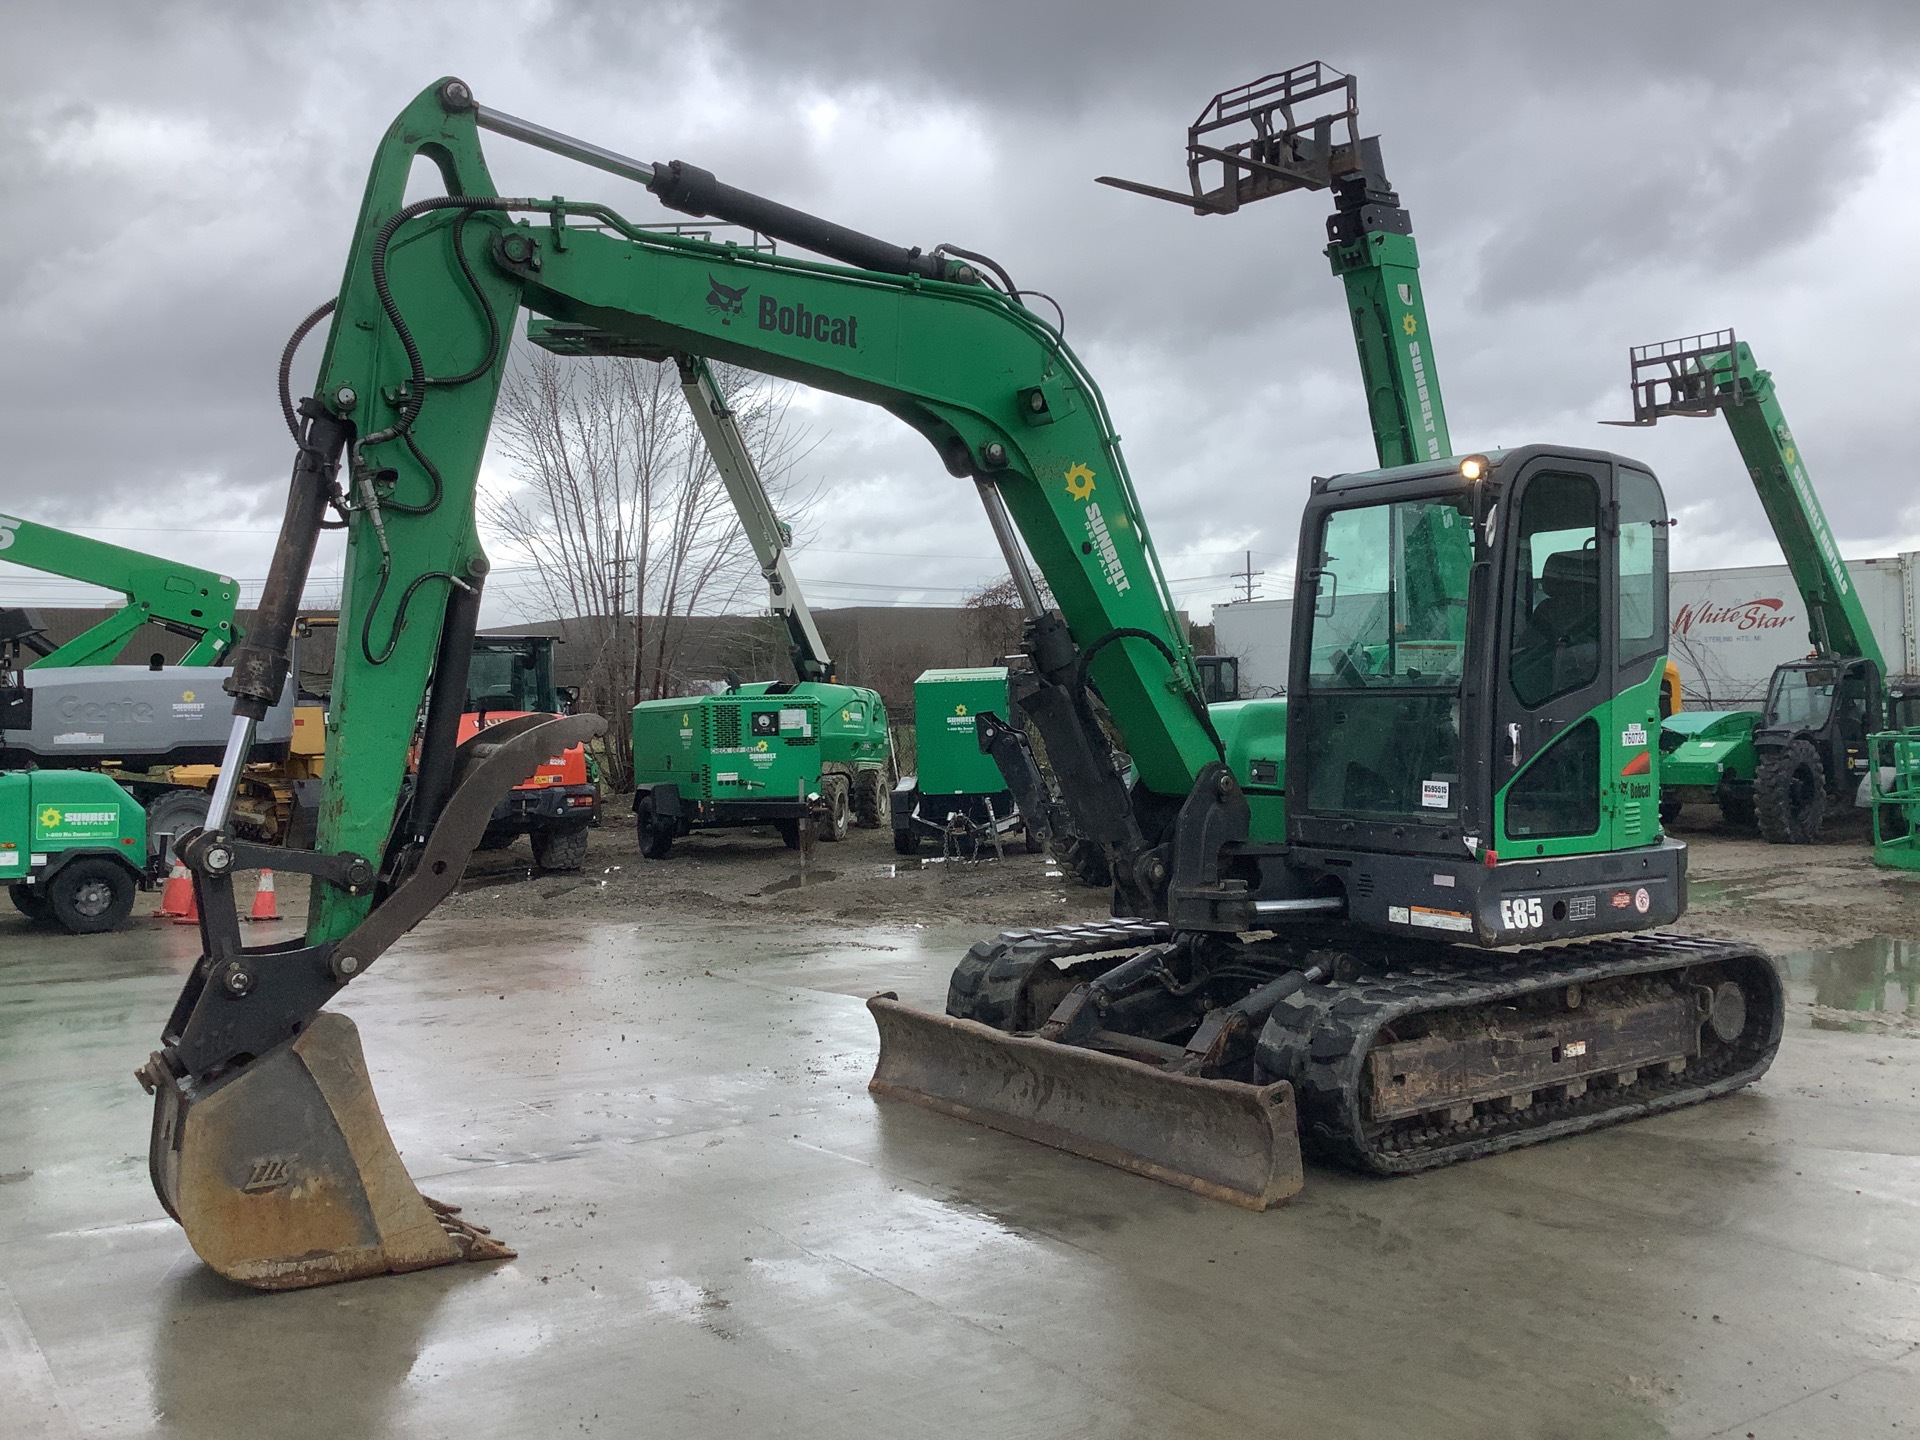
top-left (631, 691), bottom-right (835, 857)
top-left (730, 680), bottom-right (890, 826)
top-left (3, 768), bottom-right (150, 933)
top-left (892, 667), bottom-right (1043, 856)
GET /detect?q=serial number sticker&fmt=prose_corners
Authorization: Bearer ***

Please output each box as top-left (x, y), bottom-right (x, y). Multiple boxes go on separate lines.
top-left (1568, 894), bottom-right (1597, 922)
top-left (1622, 722), bottom-right (1648, 748)
top-left (1420, 780), bottom-right (1451, 809)
top-left (1499, 896), bottom-right (1545, 930)
top-left (1409, 905), bottom-right (1474, 933)
top-left (716, 772), bottom-right (740, 783)
top-left (1562, 1040), bottom-right (1589, 1059)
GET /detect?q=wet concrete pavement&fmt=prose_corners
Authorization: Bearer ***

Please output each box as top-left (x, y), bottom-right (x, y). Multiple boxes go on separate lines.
top-left (3, 903), bottom-right (1919, 1439)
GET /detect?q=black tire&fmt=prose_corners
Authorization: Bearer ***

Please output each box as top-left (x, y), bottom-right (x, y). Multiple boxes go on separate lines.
top-left (635, 800), bottom-right (674, 860)
top-left (1718, 790), bottom-right (1756, 828)
top-left (1658, 797), bottom-right (1683, 827)
top-left (892, 825), bottom-right (922, 856)
top-left (852, 768), bottom-right (886, 828)
top-left (9, 883), bottom-right (51, 924)
top-left (820, 777), bottom-right (851, 843)
top-left (1754, 738), bottom-right (1827, 844)
top-left (530, 822), bottom-right (590, 873)
top-left (473, 830), bottom-right (518, 852)
top-left (143, 789), bottom-right (211, 867)
top-left (776, 818), bottom-right (802, 850)
top-left (46, 858), bottom-right (136, 934)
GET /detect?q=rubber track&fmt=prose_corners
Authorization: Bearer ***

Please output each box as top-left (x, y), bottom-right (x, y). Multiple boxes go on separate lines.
top-left (1255, 932), bottom-right (1785, 1175)
top-left (946, 919), bottom-right (1170, 1030)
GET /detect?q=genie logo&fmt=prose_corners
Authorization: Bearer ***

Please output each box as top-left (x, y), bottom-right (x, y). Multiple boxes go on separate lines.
top-left (1672, 597), bottom-right (1795, 635)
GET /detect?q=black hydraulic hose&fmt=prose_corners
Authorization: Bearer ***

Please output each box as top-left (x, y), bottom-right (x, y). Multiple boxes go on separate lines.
top-left (279, 299), bottom-right (338, 440)
top-left (934, 242), bottom-right (1017, 296)
top-left (1073, 627), bottom-right (1227, 761)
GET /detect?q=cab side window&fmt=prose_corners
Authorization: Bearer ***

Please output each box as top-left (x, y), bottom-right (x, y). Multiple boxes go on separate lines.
top-left (1509, 473), bottom-right (1601, 708)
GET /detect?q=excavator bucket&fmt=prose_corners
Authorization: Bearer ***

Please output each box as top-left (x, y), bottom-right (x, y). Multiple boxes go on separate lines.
top-left (147, 1011), bottom-right (510, 1291)
top-left (142, 711), bottom-right (604, 1291)
top-left (867, 996), bottom-right (1304, 1210)
top-left (146, 1013), bottom-right (510, 1297)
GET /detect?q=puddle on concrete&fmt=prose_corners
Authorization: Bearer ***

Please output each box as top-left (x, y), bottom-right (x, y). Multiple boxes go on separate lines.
top-left (1779, 937), bottom-right (1919, 1033)
top-left (757, 869), bottom-right (839, 896)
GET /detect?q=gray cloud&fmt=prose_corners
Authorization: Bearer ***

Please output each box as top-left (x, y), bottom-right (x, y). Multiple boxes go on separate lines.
top-left (3, 0), bottom-right (1919, 624)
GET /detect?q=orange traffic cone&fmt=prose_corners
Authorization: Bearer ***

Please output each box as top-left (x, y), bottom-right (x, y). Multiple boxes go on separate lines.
top-left (157, 862), bottom-right (194, 919)
top-left (170, 876), bottom-right (200, 925)
top-left (247, 869), bottom-right (279, 922)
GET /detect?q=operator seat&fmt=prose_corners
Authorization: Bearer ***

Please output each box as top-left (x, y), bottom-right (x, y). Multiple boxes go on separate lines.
top-left (1513, 548), bottom-right (1600, 702)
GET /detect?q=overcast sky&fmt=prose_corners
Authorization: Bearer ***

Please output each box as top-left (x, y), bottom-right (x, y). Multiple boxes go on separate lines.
top-left (4, 0), bottom-right (1920, 629)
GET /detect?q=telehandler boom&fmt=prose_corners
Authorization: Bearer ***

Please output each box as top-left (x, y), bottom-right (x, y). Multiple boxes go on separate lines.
top-left (1618, 330), bottom-right (1903, 841)
top-left (1098, 61), bottom-right (1449, 467)
top-left (140, 80), bottom-right (1779, 1291)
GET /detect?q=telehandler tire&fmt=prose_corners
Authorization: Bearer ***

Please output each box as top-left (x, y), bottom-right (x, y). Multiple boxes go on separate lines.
top-left (47, 858), bottom-right (136, 934)
top-left (776, 818), bottom-right (802, 849)
top-left (531, 822), bottom-right (590, 873)
top-left (852, 767), bottom-right (887, 828)
top-left (821, 776), bottom-right (851, 842)
top-left (1754, 738), bottom-right (1827, 844)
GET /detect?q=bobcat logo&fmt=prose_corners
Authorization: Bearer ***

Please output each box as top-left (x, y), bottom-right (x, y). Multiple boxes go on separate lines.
top-left (707, 276), bottom-right (749, 325)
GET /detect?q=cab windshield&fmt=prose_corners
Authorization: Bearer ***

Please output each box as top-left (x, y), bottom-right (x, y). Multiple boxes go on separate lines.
top-left (467, 644), bottom-right (554, 714)
top-left (1300, 494), bottom-right (1473, 819)
top-left (1765, 665), bottom-right (1836, 730)
top-left (1308, 497), bottom-right (1474, 688)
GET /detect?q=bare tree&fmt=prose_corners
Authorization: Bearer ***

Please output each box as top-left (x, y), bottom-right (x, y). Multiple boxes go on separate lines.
top-left (482, 347), bottom-right (812, 786)
top-left (960, 573), bottom-right (1052, 666)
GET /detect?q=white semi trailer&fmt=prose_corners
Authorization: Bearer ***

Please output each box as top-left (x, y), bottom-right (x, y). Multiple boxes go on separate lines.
top-left (1214, 551), bottom-right (1920, 706)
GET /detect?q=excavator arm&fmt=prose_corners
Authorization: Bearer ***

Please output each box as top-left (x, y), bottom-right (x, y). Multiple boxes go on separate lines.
top-left (143, 76), bottom-right (1234, 1290)
top-left (0, 513), bottom-right (241, 666)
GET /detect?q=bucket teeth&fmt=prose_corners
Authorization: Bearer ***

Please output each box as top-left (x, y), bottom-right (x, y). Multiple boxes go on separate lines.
top-left (151, 1011), bottom-right (512, 1291)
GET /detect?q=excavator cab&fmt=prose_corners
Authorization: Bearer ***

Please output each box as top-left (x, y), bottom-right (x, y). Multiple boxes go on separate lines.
top-left (1281, 446), bottom-right (1681, 941)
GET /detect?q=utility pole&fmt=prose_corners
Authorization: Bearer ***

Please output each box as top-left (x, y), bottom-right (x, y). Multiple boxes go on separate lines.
top-left (1232, 550), bottom-right (1264, 603)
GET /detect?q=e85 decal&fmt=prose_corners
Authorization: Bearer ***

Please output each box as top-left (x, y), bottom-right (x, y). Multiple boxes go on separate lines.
top-left (1499, 896), bottom-right (1544, 931)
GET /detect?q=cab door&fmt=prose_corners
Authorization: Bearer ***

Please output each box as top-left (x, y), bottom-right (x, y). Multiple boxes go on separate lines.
top-left (1495, 461), bottom-right (1614, 858)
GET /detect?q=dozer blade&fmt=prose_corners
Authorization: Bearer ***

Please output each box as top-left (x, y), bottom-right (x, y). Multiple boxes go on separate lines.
top-left (867, 996), bottom-right (1303, 1210)
top-left (148, 1011), bottom-right (511, 1291)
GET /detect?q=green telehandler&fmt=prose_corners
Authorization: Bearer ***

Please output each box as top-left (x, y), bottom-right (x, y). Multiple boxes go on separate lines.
top-left (137, 79), bottom-right (1779, 1292)
top-left (1616, 329), bottom-right (1914, 842)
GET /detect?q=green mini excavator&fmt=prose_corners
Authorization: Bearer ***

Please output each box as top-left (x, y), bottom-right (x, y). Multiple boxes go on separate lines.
top-left (138, 79), bottom-right (1780, 1292)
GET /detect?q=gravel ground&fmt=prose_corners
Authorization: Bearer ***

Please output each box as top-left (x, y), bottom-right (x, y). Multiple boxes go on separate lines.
top-left (441, 797), bottom-right (1918, 960)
